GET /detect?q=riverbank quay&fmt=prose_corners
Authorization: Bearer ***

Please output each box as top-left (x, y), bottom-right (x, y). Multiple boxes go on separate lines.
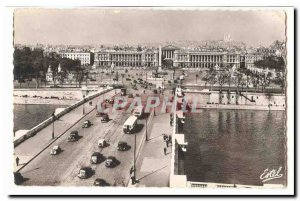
top-left (183, 89), bottom-right (285, 111)
top-left (13, 97), bottom-right (77, 105)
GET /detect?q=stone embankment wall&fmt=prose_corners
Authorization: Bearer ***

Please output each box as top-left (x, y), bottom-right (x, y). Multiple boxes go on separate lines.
top-left (13, 88), bottom-right (104, 105)
top-left (184, 90), bottom-right (285, 111)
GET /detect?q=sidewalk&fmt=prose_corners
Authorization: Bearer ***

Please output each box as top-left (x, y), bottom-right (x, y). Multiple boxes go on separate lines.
top-left (13, 89), bottom-right (118, 172)
top-left (129, 113), bottom-right (173, 187)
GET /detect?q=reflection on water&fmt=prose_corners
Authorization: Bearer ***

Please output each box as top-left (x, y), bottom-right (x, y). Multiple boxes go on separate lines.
top-left (183, 110), bottom-right (286, 186)
top-left (13, 104), bottom-right (68, 131)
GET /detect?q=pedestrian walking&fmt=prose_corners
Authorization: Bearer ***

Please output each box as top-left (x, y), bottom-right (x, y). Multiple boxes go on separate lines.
top-left (164, 147), bottom-right (167, 155)
top-left (16, 156), bottom-right (20, 166)
top-left (166, 140), bottom-right (169, 147)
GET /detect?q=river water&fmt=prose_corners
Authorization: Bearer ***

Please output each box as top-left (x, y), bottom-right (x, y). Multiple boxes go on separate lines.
top-left (182, 109), bottom-right (286, 186)
top-left (13, 104), bottom-right (69, 131)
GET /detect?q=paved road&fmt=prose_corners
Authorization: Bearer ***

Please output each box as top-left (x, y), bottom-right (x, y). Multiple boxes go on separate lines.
top-left (17, 89), bottom-right (158, 186)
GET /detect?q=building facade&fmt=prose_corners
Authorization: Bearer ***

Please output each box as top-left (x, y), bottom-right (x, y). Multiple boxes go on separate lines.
top-left (244, 53), bottom-right (265, 69)
top-left (58, 52), bottom-right (93, 66)
top-left (93, 50), bottom-right (159, 68)
top-left (173, 49), bottom-right (241, 68)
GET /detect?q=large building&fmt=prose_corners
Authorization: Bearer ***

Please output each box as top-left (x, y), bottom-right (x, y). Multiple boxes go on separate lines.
top-left (93, 50), bottom-right (159, 68)
top-left (93, 45), bottom-right (242, 69)
top-left (160, 45), bottom-right (241, 68)
top-left (58, 51), bottom-right (93, 66)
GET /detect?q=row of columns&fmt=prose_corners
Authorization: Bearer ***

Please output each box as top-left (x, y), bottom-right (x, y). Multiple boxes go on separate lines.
top-left (111, 54), bottom-right (143, 62)
top-left (163, 50), bottom-right (174, 59)
top-left (176, 62), bottom-right (222, 68)
top-left (190, 55), bottom-right (223, 63)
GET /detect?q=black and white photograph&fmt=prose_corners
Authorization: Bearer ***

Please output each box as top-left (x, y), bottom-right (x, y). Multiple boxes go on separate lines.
top-left (0, 4), bottom-right (295, 196)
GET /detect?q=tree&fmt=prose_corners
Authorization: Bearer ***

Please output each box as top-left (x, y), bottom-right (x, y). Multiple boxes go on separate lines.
top-left (265, 92), bottom-right (274, 107)
top-left (274, 72), bottom-right (285, 93)
top-left (266, 72), bottom-right (272, 86)
top-left (121, 73), bottom-right (125, 84)
top-left (202, 75), bottom-right (209, 87)
top-left (208, 73), bottom-right (216, 91)
top-left (217, 72), bottom-right (226, 104)
top-left (254, 56), bottom-right (285, 71)
top-left (226, 71), bottom-right (232, 104)
top-left (235, 73), bottom-right (243, 105)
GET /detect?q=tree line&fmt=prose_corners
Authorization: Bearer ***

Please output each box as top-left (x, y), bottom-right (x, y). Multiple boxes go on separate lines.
top-left (14, 47), bottom-right (85, 87)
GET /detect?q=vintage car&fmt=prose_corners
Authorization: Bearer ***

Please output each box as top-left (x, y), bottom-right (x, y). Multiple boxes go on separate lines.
top-left (50, 145), bottom-right (61, 155)
top-left (117, 141), bottom-right (129, 151)
top-left (101, 114), bottom-right (109, 123)
top-left (90, 152), bottom-right (103, 164)
top-left (67, 131), bottom-right (79, 142)
top-left (82, 120), bottom-right (92, 128)
top-left (14, 172), bottom-right (24, 185)
top-left (77, 167), bottom-right (93, 179)
top-left (105, 156), bottom-right (116, 168)
top-left (93, 178), bottom-right (109, 186)
top-left (98, 139), bottom-right (107, 148)
top-left (96, 112), bottom-right (106, 117)
top-left (128, 93), bottom-right (133, 98)
top-left (109, 98), bottom-right (114, 105)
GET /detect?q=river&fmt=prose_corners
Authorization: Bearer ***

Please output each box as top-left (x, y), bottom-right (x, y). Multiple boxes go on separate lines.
top-left (13, 104), bottom-right (69, 131)
top-left (182, 109), bottom-right (286, 186)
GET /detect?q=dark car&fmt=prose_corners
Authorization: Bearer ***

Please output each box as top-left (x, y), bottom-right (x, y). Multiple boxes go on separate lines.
top-left (14, 172), bottom-right (24, 185)
top-left (82, 120), bottom-right (92, 128)
top-left (101, 114), bottom-right (109, 123)
top-left (67, 131), bottom-right (79, 142)
top-left (93, 179), bottom-right (109, 186)
top-left (117, 141), bottom-right (129, 151)
top-left (96, 112), bottom-right (106, 117)
top-left (105, 156), bottom-right (116, 168)
top-left (77, 167), bottom-right (93, 179)
top-left (90, 152), bottom-right (103, 164)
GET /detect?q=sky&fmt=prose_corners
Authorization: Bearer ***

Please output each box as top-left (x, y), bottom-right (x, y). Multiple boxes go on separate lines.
top-left (13, 8), bottom-right (286, 46)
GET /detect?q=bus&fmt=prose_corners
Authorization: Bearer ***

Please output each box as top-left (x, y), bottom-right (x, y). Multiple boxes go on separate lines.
top-left (133, 105), bottom-right (144, 118)
top-left (123, 115), bottom-right (138, 134)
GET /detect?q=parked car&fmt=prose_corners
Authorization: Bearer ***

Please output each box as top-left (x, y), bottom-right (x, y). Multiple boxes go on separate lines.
top-left (77, 167), bottom-right (93, 179)
top-left (101, 114), bottom-right (109, 123)
top-left (50, 145), bottom-right (61, 155)
top-left (14, 172), bottom-right (24, 185)
top-left (67, 131), bottom-right (79, 142)
top-left (128, 93), bottom-right (133, 98)
top-left (90, 152), bottom-right (103, 164)
top-left (82, 120), bottom-right (92, 128)
top-left (98, 139), bottom-right (107, 148)
top-left (117, 141), bottom-right (129, 151)
top-left (105, 156), bottom-right (116, 168)
top-left (93, 179), bottom-right (109, 186)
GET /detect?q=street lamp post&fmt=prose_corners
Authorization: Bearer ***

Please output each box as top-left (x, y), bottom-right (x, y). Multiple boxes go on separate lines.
top-left (145, 114), bottom-right (148, 141)
top-left (82, 95), bottom-right (86, 115)
top-left (52, 112), bottom-right (55, 139)
top-left (132, 133), bottom-right (137, 184)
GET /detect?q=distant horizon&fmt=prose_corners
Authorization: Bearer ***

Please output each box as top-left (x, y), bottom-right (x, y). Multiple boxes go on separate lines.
top-left (14, 38), bottom-right (284, 48)
top-left (14, 8), bottom-right (286, 47)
